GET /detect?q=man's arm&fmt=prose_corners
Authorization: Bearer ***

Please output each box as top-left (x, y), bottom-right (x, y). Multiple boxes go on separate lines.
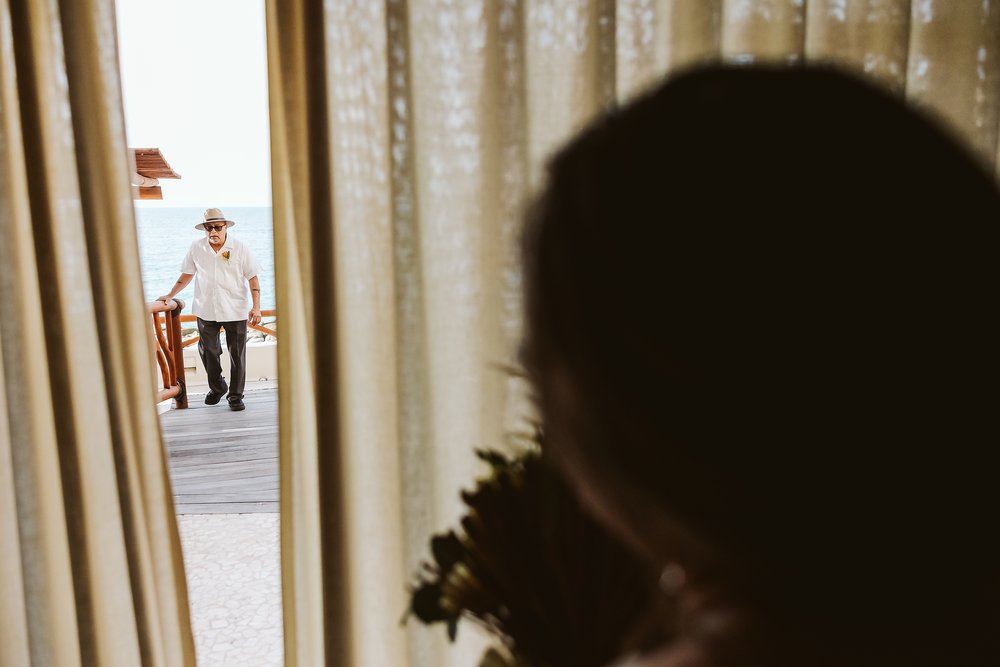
top-left (156, 273), bottom-right (194, 302)
top-left (248, 275), bottom-right (262, 325)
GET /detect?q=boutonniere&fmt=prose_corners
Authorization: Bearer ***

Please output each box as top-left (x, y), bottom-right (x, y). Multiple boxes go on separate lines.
top-left (221, 250), bottom-right (231, 262)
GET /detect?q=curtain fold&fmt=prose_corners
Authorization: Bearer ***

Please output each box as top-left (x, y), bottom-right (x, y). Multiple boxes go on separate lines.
top-left (722, 0), bottom-right (805, 62)
top-left (805, 0), bottom-right (910, 91)
top-left (906, 1), bottom-right (1000, 164)
top-left (0, 3), bottom-right (81, 665)
top-left (525, 0), bottom-right (619, 184)
top-left (664, 0), bottom-right (724, 72)
top-left (0, 0), bottom-right (194, 664)
top-left (265, 1), bottom-right (336, 665)
top-left (617, 0), bottom-right (723, 101)
top-left (266, 2), bottom-right (1000, 667)
top-left (0, 331), bottom-right (37, 667)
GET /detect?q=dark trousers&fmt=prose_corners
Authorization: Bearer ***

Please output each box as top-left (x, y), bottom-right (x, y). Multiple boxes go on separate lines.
top-left (197, 318), bottom-right (247, 402)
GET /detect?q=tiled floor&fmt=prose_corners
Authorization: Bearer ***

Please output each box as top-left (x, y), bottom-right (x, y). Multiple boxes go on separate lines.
top-left (177, 514), bottom-right (283, 667)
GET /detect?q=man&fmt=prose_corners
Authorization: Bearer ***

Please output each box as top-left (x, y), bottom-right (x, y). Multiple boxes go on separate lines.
top-left (158, 208), bottom-right (263, 411)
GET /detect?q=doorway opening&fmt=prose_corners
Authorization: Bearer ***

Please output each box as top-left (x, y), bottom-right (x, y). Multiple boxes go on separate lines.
top-left (116, 1), bottom-right (282, 665)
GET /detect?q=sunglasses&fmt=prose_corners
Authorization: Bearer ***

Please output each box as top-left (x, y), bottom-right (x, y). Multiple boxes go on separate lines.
top-left (204, 224), bottom-right (227, 232)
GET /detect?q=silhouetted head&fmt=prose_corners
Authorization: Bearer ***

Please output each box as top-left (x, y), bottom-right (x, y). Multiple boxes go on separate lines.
top-left (523, 66), bottom-right (1000, 664)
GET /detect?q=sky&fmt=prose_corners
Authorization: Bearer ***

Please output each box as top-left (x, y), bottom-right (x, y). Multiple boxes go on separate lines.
top-left (116, 0), bottom-right (271, 208)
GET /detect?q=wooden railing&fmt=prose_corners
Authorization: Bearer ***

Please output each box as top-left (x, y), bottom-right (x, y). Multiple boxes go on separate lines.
top-left (177, 309), bottom-right (278, 348)
top-left (148, 298), bottom-right (188, 409)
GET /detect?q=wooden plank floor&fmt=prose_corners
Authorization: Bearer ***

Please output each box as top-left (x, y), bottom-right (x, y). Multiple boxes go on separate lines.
top-left (160, 388), bottom-right (278, 514)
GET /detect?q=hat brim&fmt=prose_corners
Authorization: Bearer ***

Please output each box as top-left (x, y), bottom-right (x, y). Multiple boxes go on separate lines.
top-left (195, 219), bottom-right (235, 230)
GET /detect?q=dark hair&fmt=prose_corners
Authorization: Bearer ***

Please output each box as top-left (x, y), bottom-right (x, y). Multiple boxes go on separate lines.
top-left (523, 66), bottom-right (1000, 664)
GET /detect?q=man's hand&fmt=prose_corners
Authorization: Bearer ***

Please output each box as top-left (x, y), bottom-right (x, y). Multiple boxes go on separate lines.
top-left (248, 308), bottom-right (262, 326)
top-left (155, 295), bottom-right (173, 303)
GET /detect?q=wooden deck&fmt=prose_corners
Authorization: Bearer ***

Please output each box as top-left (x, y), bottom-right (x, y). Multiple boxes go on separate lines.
top-left (160, 387), bottom-right (278, 514)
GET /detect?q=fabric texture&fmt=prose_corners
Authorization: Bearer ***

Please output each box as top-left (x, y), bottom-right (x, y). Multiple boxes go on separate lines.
top-left (0, 0), bottom-right (195, 665)
top-left (264, 2), bottom-right (1000, 667)
top-left (181, 235), bottom-right (263, 321)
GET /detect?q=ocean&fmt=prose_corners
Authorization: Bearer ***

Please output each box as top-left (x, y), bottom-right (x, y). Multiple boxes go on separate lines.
top-left (135, 206), bottom-right (277, 311)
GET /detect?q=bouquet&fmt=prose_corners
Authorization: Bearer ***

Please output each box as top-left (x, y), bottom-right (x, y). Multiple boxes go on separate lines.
top-left (408, 441), bottom-right (676, 667)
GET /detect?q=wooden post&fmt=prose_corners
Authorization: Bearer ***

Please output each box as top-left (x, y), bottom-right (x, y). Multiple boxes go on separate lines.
top-left (148, 297), bottom-right (189, 409)
top-left (169, 299), bottom-right (188, 409)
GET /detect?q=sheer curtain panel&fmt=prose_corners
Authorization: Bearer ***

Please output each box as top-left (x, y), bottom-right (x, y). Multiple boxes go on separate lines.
top-left (0, 0), bottom-right (195, 665)
top-left (266, 2), bottom-right (1000, 666)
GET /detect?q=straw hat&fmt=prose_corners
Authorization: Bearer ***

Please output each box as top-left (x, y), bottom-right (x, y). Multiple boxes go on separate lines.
top-left (195, 207), bottom-right (236, 230)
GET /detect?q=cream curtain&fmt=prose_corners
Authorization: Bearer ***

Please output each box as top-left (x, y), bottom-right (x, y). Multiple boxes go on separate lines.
top-left (0, 0), bottom-right (194, 665)
top-left (267, 1), bottom-right (1000, 666)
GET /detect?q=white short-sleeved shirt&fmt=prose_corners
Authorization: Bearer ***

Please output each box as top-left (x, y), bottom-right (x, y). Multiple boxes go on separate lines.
top-left (181, 235), bottom-right (262, 322)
